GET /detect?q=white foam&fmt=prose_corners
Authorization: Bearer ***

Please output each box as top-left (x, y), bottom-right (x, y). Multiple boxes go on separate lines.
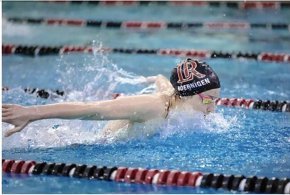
top-left (203, 112), bottom-right (240, 132)
top-left (159, 110), bottom-right (240, 139)
top-left (2, 119), bottom-right (107, 150)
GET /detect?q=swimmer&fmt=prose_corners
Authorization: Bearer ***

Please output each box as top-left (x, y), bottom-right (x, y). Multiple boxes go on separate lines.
top-left (2, 58), bottom-right (220, 138)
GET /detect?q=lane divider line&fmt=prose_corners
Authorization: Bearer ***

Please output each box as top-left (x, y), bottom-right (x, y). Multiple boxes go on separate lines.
top-left (6, 17), bottom-right (290, 31)
top-left (44, 1), bottom-right (290, 10)
top-left (2, 159), bottom-right (290, 194)
top-left (3, 44), bottom-right (290, 63)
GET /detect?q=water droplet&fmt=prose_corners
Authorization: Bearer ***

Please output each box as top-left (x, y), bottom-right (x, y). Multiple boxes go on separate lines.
top-left (52, 124), bottom-right (60, 129)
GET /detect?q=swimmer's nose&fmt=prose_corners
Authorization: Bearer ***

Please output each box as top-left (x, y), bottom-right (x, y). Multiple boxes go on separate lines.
top-left (203, 108), bottom-right (211, 115)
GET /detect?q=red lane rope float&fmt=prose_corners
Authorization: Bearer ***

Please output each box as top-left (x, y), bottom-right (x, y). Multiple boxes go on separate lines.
top-left (2, 159), bottom-right (290, 194)
top-left (45, 1), bottom-right (290, 10)
top-left (3, 44), bottom-right (290, 64)
top-left (5, 17), bottom-right (290, 31)
top-left (10, 160), bottom-right (25, 174)
top-left (2, 87), bottom-right (290, 112)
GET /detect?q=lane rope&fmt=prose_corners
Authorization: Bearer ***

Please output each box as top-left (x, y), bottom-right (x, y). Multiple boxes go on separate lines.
top-left (3, 87), bottom-right (290, 112)
top-left (2, 86), bottom-right (65, 99)
top-left (6, 17), bottom-right (290, 32)
top-left (2, 159), bottom-right (290, 194)
top-left (44, 1), bottom-right (290, 10)
top-left (3, 44), bottom-right (290, 63)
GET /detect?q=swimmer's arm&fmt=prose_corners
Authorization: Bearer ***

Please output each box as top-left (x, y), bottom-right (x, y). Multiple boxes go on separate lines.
top-left (2, 95), bottom-right (165, 137)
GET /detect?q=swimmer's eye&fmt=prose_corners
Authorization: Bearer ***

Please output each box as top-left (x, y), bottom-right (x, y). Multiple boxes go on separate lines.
top-left (198, 93), bottom-right (217, 105)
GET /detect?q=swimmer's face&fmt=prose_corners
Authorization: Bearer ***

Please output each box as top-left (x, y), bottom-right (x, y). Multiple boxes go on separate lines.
top-left (191, 88), bottom-right (220, 114)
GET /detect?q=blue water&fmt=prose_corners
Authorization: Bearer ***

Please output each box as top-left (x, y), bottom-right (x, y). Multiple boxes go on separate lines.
top-left (2, 1), bottom-right (290, 194)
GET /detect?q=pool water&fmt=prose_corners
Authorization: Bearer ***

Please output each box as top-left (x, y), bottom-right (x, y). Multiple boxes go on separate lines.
top-left (2, 1), bottom-right (290, 194)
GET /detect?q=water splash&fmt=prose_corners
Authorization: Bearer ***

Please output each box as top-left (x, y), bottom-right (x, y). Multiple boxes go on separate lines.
top-left (56, 40), bottom-right (150, 102)
top-left (2, 40), bottom-right (240, 150)
top-left (159, 109), bottom-right (241, 139)
top-left (2, 40), bottom-right (156, 150)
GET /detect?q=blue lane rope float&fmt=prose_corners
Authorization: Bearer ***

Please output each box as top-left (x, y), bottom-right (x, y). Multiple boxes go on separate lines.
top-left (6, 17), bottom-right (290, 31)
top-left (43, 1), bottom-right (290, 10)
top-left (2, 159), bottom-right (290, 194)
top-left (3, 44), bottom-right (290, 63)
top-left (3, 87), bottom-right (290, 112)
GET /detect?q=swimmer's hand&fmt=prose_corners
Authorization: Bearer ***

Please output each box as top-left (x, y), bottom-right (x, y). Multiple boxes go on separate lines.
top-left (138, 75), bottom-right (158, 84)
top-left (2, 104), bottom-right (32, 137)
top-left (139, 75), bottom-right (174, 93)
top-left (145, 76), bottom-right (158, 83)
top-left (139, 74), bottom-right (172, 85)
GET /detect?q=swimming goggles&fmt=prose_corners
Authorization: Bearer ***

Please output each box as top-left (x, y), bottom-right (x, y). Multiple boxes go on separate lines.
top-left (198, 93), bottom-right (217, 105)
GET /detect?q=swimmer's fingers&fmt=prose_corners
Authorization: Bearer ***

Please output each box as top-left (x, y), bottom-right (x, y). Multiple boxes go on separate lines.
top-left (2, 111), bottom-right (12, 118)
top-left (4, 122), bottom-right (28, 137)
top-left (2, 105), bottom-right (12, 115)
top-left (2, 105), bottom-right (12, 112)
top-left (2, 104), bottom-right (13, 109)
top-left (2, 108), bottom-right (13, 122)
top-left (2, 104), bottom-right (14, 117)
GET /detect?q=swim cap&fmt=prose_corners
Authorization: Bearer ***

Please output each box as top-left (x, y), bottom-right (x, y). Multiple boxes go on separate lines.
top-left (170, 58), bottom-right (220, 96)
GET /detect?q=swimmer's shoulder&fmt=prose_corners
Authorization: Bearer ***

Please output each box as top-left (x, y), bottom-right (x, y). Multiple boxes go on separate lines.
top-left (156, 89), bottom-right (175, 103)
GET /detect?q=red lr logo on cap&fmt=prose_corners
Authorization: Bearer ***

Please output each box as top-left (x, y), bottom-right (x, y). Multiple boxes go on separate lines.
top-left (176, 61), bottom-right (205, 84)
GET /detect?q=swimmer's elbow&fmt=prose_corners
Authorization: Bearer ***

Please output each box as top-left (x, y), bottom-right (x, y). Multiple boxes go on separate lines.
top-left (155, 75), bottom-right (173, 93)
